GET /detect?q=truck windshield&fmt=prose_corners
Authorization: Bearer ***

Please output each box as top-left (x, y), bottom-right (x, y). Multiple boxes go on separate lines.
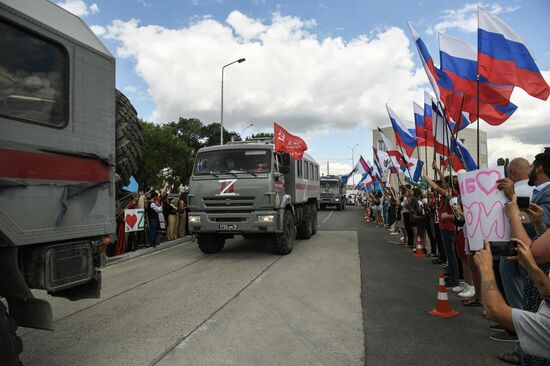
top-left (194, 149), bottom-right (271, 175)
top-left (320, 181), bottom-right (339, 189)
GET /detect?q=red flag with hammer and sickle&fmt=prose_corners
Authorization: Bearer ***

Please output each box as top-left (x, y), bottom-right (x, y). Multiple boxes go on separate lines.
top-left (274, 123), bottom-right (308, 160)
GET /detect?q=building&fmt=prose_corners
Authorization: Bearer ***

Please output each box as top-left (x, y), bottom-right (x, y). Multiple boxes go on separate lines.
top-left (372, 126), bottom-right (488, 182)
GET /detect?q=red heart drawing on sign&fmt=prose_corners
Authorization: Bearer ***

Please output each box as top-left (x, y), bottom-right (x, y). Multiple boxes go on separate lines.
top-left (475, 170), bottom-right (501, 196)
top-left (126, 214), bottom-right (138, 228)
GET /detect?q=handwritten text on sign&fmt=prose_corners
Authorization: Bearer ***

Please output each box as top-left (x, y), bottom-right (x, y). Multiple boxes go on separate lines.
top-left (125, 209), bottom-right (145, 232)
top-left (458, 167), bottom-right (509, 251)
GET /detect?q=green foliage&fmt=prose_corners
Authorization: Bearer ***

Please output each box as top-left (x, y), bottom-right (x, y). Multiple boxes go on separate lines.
top-left (136, 118), bottom-right (233, 190)
top-left (496, 157), bottom-right (509, 167)
top-left (249, 132), bottom-right (274, 139)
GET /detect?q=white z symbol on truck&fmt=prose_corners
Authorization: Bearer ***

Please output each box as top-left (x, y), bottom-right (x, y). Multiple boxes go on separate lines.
top-left (219, 179), bottom-right (237, 196)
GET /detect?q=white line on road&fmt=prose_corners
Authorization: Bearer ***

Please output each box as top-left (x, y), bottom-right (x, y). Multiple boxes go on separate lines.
top-left (322, 211), bottom-right (334, 224)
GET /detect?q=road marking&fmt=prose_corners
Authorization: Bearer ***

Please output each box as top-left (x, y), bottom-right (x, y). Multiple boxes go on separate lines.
top-left (322, 211), bottom-right (334, 223)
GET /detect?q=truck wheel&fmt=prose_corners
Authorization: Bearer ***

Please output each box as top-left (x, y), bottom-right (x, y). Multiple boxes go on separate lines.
top-left (342, 202), bottom-right (345, 210)
top-left (310, 203), bottom-right (318, 235)
top-left (115, 89), bottom-right (143, 187)
top-left (197, 235), bottom-right (225, 254)
top-left (297, 205), bottom-right (312, 240)
top-left (336, 203), bottom-right (342, 211)
top-left (271, 209), bottom-right (295, 254)
top-left (0, 303), bottom-right (22, 366)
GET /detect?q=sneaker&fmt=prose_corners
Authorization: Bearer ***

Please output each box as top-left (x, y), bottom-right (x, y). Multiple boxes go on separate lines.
top-left (488, 324), bottom-right (506, 333)
top-left (489, 331), bottom-right (519, 343)
top-left (498, 351), bottom-right (521, 365)
top-left (451, 282), bottom-right (466, 293)
top-left (389, 232), bottom-right (399, 235)
top-left (458, 285), bottom-right (475, 298)
top-left (399, 236), bottom-right (404, 241)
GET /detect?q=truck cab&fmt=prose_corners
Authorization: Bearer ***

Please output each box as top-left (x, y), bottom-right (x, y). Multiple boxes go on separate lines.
top-left (187, 140), bottom-right (319, 254)
top-left (320, 175), bottom-right (346, 211)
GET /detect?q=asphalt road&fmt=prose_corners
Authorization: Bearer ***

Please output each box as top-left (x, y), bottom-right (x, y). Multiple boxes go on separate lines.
top-left (18, 205), bottom-right (511, 365)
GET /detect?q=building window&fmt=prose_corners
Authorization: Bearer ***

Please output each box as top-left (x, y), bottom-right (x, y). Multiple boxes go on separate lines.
top-left (0, 19), bottom-right (69, 127)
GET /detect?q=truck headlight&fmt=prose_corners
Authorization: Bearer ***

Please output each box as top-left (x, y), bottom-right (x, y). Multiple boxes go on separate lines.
top-left (188, 215), bottom-right (201, 223)
top-left (258, 214), bottom-right (275, 223)
top-left (335, 198), bottom-right (340, 202)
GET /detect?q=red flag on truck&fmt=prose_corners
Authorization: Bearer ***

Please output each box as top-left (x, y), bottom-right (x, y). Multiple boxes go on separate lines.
top-left (274, 123), bottom-right (308, 160)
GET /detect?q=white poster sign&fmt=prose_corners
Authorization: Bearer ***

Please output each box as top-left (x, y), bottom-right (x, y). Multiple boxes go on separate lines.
top-left (125, 209), bottom-right (145, 232)
top-left (458, 166), bottom-right (509, 251)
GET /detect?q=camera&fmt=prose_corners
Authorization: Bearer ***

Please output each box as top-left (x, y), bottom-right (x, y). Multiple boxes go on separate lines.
top-left (489, 241), bottom-right (518, 257)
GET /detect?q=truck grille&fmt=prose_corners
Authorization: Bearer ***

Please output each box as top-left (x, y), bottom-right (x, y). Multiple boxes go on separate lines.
top-left (321, 193), bottom-right (335, 198)
top-left (202, 196), bottom-right (255, 211)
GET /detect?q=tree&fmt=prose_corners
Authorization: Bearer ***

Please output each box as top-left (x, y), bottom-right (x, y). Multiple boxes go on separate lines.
top-left (497, 157), bottom-right (509, 167)
top-left (136, 118), bottom-right (234, 190)
top-left (249, 132), bottom-right (274, 140)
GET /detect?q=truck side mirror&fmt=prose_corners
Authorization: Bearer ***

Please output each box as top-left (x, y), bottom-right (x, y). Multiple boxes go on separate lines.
top-left (281, 165), bottom-right (290, 174)
top-left (281, 153), bottom-right (291, 166)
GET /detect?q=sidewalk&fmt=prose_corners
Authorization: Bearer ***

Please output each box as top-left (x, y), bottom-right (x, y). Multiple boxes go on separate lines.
top-left (105, 236), bottom-right (193, 267)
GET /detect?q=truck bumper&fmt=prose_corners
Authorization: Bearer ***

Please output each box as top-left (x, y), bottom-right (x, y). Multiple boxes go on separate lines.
top-left (188, 210), bottom-right (282, 235)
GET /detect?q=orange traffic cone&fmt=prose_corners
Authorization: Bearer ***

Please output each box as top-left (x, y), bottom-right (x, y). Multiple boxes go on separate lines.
top-left (429, 274), bottom-right (459, 318)
top-left (414, 244), bottom-right (424, 257)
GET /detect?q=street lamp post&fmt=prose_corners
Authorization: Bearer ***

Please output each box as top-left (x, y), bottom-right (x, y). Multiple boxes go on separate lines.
top-left (220, 58), bottom-right (246, 145)
top-left (347, 143), bottom-right (359, 186)
top-left (241, 123), bottom-right (254, 140)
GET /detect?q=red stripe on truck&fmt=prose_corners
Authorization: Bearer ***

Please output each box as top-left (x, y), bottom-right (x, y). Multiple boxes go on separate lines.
top-left (295, 183), bottom-right (319, 190)
top-left (0, 148), bottom-right (110, 181)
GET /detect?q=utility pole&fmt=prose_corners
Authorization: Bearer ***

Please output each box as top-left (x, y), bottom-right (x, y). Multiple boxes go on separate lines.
top-left (327, 161), bottom-right (330, 175)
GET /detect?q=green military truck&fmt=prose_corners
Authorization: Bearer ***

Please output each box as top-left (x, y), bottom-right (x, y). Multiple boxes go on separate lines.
top-left (320, 175), bottom-right (346, 211)
top-left (187, 139), bottom-right (320, 255)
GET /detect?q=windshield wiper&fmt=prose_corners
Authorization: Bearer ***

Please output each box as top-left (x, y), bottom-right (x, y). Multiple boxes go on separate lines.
top-left (196, 171), bottom-right (219, 177)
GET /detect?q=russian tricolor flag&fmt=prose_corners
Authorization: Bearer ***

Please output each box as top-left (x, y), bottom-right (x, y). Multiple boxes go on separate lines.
top-left (408, 22), bottom-right (440, 99)
top-left (413, 102), bottom-right (428, 147)
top-left (435, 66), bottom-right (517, 126)
top-left (423, 92), bottom-right (434, 147)
top-left (478, 6), bottom-right (550, 101)
top-left (439, 32), bottom-right (513, 106)
top-left (433, 111), bottom-right (477, 172)
top-left (386, 104), bottom-right (417, 157)
top-left (400, 156), bottom-right (424, 183)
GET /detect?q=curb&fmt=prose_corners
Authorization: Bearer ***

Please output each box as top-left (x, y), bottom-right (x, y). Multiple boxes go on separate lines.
top-left (105, 237), bottom-right (193, 267)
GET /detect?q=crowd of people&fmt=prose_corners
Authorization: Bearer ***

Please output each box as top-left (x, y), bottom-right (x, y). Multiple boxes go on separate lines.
top-left (363, 148), bottom-right (550, 366)
top-left (112, 186), bottom-right (189, 256)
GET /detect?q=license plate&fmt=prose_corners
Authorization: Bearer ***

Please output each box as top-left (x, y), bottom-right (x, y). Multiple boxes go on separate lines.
top-left (218, 224), bottom-right (238, 230)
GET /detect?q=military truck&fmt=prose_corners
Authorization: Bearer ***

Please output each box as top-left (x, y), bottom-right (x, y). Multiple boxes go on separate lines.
top-left (187, 139), bottom-right (320, 255)
top-left (0, 1), bottom-right (142, 364)
top-left (320, 175), bottom-right (346, 211)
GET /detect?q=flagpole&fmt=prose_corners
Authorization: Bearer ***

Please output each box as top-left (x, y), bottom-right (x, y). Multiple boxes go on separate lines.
top-left (432, 106), bottom-right (438, 180)
top-left (424, 123), bottom-right (428, 178)
top-left (397, 144), bottom-right (416, 184)
top-left (476, 5), bottom-right (480, 168)
top-left (438, 100), bottom-right (468, 174)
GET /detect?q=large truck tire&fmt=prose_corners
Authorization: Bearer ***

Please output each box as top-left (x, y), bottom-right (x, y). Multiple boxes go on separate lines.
top-left (0, 303), bottom-right (22, 366)
top-left (115, 89), bottom-right (143, 187)
top-left (197, 234), bottom-right (225, 254)
top-left (311, 203), bottom-right (318, 236)
top-left (297, 204), bottom-right (313, 240)
top-left (336, 203), bottom-right (342, 211)
top-left (271, 209), bottom-right (295, 255)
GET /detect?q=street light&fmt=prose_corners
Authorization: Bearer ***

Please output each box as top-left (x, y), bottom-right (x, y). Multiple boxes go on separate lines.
top-left (347, 143), bottom-right (359, 185)
top-left (240, 123), bottom-right (254, 140)
top-left (220, 58), bottom-right (246, 145)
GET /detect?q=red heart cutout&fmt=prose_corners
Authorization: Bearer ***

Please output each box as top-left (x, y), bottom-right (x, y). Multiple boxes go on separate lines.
top-left (475, 170), bottom-right (502, 196)
top-left (126, 214), bottom-right (138, 228)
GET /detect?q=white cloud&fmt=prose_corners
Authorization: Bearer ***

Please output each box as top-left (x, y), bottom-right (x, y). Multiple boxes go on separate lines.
top-left (104, 11), bottom-right (425, 133)
top-left (54, 0), bottom-right (99, 17)
top-left (90, 25), bottom-right (106, 36)
top-left (319, 161), bottom-right (352, 176)
top-left (487, 136), bottom-right (544, 166)
top-left (426, 2), bottom-right (519, 35)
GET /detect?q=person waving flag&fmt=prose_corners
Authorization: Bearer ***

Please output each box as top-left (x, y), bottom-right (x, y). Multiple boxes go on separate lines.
top-left (478, 6), bottom-right (550, 100)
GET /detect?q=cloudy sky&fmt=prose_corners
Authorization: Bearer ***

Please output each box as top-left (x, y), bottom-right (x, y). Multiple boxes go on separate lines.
top-left (55, 0), bottom-right (550, 175)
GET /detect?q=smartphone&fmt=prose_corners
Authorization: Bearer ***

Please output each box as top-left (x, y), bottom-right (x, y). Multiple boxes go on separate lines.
top-left (489, 241), bottom-right (518, 257)
top-left (517, 196), bottom-right (530, 210)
